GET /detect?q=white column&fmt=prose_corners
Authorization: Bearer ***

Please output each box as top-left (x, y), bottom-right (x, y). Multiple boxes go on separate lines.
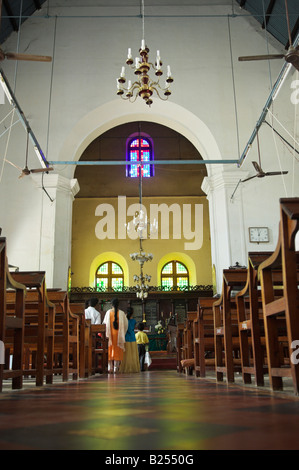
top-left (32, 174), bottom-right (80, 289)
top-left (202, 171), bottom-right (248, 294)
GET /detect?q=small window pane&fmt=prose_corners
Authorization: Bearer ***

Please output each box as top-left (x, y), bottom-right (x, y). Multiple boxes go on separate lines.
top-left (162, 262), bottom-right (173, 274)
top-left (112, 278), bottom-right (124, 290)
top-left (177, 277), bottom-right (188, 287)
top-left (176, 262), bottom-right (188, 274)
top-left (141, 138), bottom-right (150, 148)
top-left (112, 263), bottom-right (122, 274)
top-left (97, 278), bottom-right (108, 289)
top-left (161, 277), bottom-right (173, 288)
top-left (97, 263), bottom-right (108, 274)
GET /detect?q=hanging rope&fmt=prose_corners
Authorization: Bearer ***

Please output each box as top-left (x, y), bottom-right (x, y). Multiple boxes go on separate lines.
top-left (266, 107), bottom-right (299, 149)
top-left (267, 108), bottom-right (288, 196)
top-left (0, 109), bottom-right (16, 183)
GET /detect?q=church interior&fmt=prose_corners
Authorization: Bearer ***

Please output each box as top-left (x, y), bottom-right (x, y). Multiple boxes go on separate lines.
top-left (0, 0), bottom-right (299, 452)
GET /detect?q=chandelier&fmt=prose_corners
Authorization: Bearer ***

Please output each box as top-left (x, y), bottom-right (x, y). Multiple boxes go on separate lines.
top-left (127, 156), bottom-right (157, 303)
top-left (116, 0), bottom-right (174, 106)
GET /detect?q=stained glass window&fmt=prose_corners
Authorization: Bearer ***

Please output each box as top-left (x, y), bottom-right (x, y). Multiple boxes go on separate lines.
top-left (127, 136), bottom-right (154, 177)
top-left (95, 261), bottom-right (124, 291)
top-left (161, 261), bottom-right (189, 290)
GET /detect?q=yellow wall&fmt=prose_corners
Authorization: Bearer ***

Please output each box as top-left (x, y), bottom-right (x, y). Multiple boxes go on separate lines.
top-left (71, 196), bottom-right (212, 288)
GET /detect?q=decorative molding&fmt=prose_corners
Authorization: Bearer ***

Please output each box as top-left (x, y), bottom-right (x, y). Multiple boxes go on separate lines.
top-left (31, 174), bottom-right (80, 199)
top-left (201, 171), bottom-right (248, 195)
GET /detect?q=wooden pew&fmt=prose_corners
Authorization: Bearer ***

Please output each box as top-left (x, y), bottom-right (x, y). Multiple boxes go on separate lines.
top-left (213, 268), bottom-right (248, 383)
top-left (176, 323), bottom-right (185, 373)
top-left (46, 290), bottom-right (80, 381)
top-left (180, 311), bottom-right (197, 374)
top-left (235, 253), bottom-right (271, 386)
top-left (0, 238), bottom-right (26, 391)
top-left (258, 198), bottom-right (299, 394)
top-left (69, 302), bottom-right (92, 378)
top-left (91, 324), bottom-right (108, 375)
top-left (7, 271), bottom-right (55, 387)
top-left (193, 297), bottom-right (216, 378)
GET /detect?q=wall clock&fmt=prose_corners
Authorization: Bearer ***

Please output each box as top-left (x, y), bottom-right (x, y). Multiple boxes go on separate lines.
top-left (249, 227), bottom-right (269, 243)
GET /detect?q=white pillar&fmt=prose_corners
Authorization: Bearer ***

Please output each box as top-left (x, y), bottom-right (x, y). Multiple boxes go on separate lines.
top-left (202, 171), bottom-right (248, 293)
top-left (32, 174), bottom-right (80, 289)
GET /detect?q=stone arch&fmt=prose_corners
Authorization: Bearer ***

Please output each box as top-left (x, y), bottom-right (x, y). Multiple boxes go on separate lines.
top-left (58, 98), bottom-right (223, 178)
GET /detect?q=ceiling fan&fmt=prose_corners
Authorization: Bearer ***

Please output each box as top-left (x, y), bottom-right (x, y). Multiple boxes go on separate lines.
top-left (0, 0), bottom-right (52, 63)
top-left (7, 128), bottom-right (53, 179)
top-left (241, 132), bottom-right (288, 183)
top-left (238, 0), bottom-right (299, 72)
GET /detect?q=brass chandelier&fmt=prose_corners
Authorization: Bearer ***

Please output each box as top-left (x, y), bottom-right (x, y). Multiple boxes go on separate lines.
top-left (116, 0), bottom-right (174, 106)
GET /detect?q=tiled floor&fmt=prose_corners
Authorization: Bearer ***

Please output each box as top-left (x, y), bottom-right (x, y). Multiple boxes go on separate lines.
top-left (1, 370), bottom-right (299, 450)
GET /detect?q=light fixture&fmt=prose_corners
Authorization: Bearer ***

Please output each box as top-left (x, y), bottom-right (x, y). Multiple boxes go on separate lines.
top-left (127, 158), bottom-right (156, 311)
top-left (116, 0), bottom-right (174, 106)
top-left (126, 208), bottom-right (158, 240)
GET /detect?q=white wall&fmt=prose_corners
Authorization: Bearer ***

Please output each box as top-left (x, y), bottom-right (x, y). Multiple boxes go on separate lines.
top-left (0, 1), bottom-right (298, 290)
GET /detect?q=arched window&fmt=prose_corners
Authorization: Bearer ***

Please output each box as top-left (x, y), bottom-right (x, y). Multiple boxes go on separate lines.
top-left (126, 135), bottom-right (154, 178)
top-left (95, 261), bottom-right (124, 291)
top-left (161, 261), bottom-right (189, 290)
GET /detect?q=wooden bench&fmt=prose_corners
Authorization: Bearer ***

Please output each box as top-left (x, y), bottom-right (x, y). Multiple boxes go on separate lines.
top-left (213, 268), bottom-right (248, 383)
top-left (235, 252), bottom-right (286, 386)
top-left (7, 271), bottom-right (55, 387)
top-left (182, 311), bottom-right (197, 373)
top-left (235, 253), bottom-right (269, 386)
top-left (258, 198), bottom-right (299, 394)
top-left (46, 290), bottom-right (80, 381)
top-left (69, 302), bottom-right (92, 378)
top-left (179, 312), bottom-right (197, 374)
top-left (176, 323), bottom-right (185, 373)
top-left (91, 324), bottom-right (108, 375)
top-left (193, 297), bottom-right (216, 378)
top-left (0, 238), bottom-right (26, 391)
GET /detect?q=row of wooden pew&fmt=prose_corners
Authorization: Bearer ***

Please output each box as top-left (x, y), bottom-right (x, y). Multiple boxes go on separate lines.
top-left (177, 197), bottom-right (299, 395)
top-left (0, 237), bottom-right (108, 392)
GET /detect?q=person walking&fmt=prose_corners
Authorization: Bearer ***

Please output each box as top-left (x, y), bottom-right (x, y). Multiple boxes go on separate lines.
top-left (103, 298), bottom-right (128, 374)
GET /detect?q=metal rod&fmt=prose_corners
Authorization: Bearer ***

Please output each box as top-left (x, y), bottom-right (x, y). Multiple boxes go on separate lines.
top-left (0, 68), bottom-right (49, 168)
top-left (238, 31), bottom-right (299, 167)
top-left (48, 159), bottom-right (239, 165)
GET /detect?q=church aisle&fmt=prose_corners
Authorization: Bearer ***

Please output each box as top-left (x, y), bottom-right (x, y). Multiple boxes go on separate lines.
top-left (0, 370), bottom-right (299, 450)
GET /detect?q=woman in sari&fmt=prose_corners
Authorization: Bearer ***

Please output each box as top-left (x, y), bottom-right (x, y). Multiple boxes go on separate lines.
top-left (119, 307), bottom-right (140, 373)
top-left (103, 298), bottom-right (128, 374)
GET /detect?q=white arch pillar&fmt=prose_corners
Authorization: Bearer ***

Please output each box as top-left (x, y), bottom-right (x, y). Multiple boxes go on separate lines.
top-left (32, 174), bottom-right (80, 289)
top-left (202, 171), bottom-right (248, 293)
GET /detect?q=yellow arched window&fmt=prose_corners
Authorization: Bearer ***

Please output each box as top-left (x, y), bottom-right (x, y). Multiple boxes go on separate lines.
top-left (161, 261), bottom-right (189, 290)
top-left (95, 261), bottom-right (124, 291)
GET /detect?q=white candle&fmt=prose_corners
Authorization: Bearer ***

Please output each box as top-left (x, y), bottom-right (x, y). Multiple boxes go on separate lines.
top-left (127, 48), bottom-right (132, 58)
top-left (141, 39), bottom-right (145, 49)
top-left (167, 65), bottom-right (171, 77)
top-left (128, 80), bottom-right (132, 89)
